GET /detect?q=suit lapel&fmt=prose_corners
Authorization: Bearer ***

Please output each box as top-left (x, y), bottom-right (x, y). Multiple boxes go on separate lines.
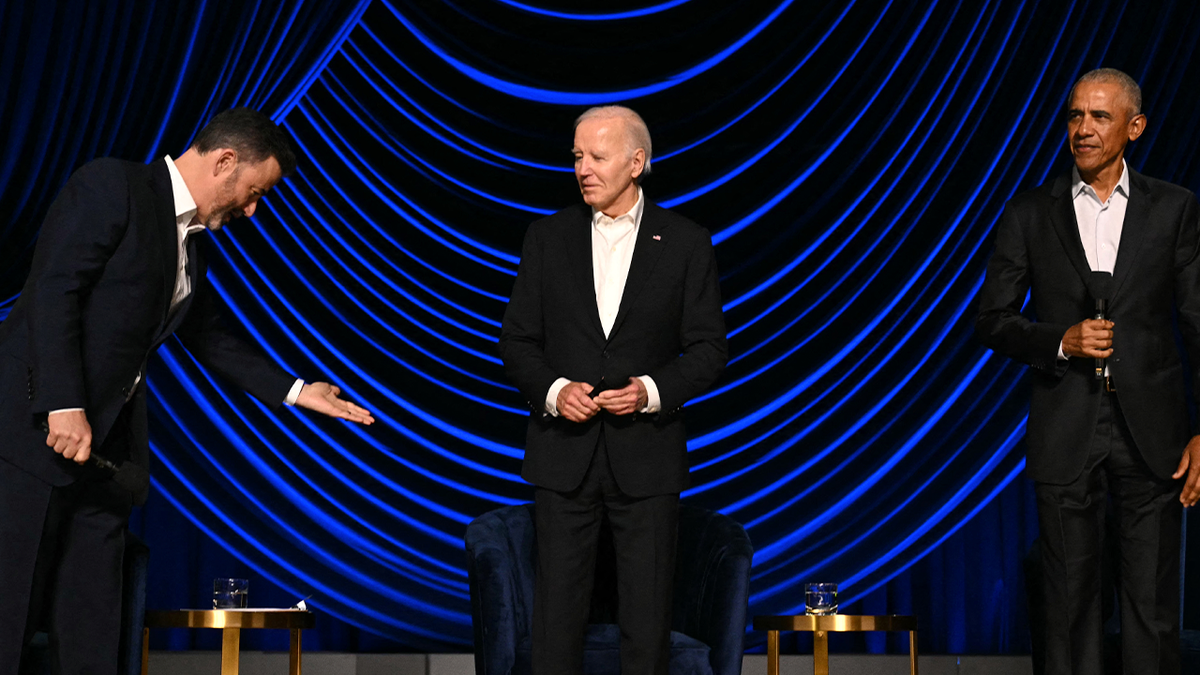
top-left (1109, 169), bottom-right (1150, 301)
top-left (607, 203), bottom-right (668, 342)
top-left (1047, 172), bottom-right (1092, 289)
top-left (568, 209), bottom-right (606, 337)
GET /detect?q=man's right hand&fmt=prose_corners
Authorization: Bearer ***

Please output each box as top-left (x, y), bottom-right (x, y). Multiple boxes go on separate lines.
top-left (46, 409), bottom-right (93, 464)
top-left (557, 381), bottom-right (600, 423)
top-left (1061, 319), bottom-right (1114, 359)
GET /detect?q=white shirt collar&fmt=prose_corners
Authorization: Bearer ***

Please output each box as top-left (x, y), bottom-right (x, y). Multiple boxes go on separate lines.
top-left (164, 155), bottom-right (202, 230)
top-left (592, 187), bottom-right (644, 227)
top-left (1071, 158), bottom-right (1130, 200)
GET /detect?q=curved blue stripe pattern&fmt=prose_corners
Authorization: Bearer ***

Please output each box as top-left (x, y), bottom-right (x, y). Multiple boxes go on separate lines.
top-left (4, 0), bottom-right (1200, 655)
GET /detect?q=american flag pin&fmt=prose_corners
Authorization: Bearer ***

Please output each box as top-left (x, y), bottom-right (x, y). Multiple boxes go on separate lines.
top-left (653, 234), bottom-right (661, 241)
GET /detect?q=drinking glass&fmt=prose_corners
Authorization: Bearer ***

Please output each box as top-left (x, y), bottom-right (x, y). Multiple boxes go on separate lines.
top-left (804, 582), bottom-right (838, 615)
top-left (213, 578), bottom-right (249, 609)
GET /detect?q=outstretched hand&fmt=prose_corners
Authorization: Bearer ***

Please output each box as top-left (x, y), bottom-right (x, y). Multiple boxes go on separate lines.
top-left (1174, 435), bottom-right (1200, 507)
top-left (295, 382), bottom-right (374, 425)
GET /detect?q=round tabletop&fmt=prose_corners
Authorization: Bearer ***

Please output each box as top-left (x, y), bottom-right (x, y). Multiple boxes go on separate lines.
top-left (753, 614), bottom-right (917, 632)
top-left (144, 609), bottom-right (315, 630)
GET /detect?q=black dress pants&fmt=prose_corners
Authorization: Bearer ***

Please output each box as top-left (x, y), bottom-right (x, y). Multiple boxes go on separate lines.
top-left (531, 435), bottom-right (679, 675)
top-left (1035, 392), bottom-right (1181, 675)
top-left (0, 429), bottom-right (133, 675)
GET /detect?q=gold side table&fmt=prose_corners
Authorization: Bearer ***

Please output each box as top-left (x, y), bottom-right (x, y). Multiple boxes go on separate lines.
top-left (142, 609), bottom-right (316, 675)
top-left (753, 614), bottom-right (918, 675)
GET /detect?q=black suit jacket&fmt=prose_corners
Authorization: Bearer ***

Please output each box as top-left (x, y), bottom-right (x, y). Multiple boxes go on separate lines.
top-left (0, 158), bottom-right (296, 487)
top-left (498, 201), bottom-right (727, 497)
top-left (977, 168), bottom-right (1200, 484)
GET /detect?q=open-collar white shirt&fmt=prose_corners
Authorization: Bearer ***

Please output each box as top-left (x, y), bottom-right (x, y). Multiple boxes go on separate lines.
top-left (544, 187), bottom-right (661, 416)
top-left (1057, 159), bottom-right (1130, 364)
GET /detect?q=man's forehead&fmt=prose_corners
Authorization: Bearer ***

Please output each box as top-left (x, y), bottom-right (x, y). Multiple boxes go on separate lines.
top-left (576, 117), bottom-right (626, 141)
top-left (1069, 82), bottom-right (1126, 109)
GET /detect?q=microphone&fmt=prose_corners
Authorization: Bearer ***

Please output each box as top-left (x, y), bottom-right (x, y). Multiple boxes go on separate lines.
top-left (89, 453), bottom-right (150, 503)
top-left (1089, 271), bottom-right (1113, 380)
top-left (40, 418), bottom-right (150, 502)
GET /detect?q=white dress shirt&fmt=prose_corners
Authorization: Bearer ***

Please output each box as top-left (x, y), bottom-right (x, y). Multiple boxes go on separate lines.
top-left (1057, 159), bottom-right (1129, 362)
top-left (50, 158), bottom-right (302, 417)
top-left (544, 188), bottom-right (661, 415)
top-left (164, 155), bottom-right (208, 313)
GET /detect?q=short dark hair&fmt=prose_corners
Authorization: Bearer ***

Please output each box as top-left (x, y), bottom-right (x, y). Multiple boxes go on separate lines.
top-left (191, 108), bottom-right (297, 176)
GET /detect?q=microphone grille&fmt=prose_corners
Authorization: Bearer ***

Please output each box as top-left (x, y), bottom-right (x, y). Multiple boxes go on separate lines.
top-left (1089, 271), bottom-right (1114, 301)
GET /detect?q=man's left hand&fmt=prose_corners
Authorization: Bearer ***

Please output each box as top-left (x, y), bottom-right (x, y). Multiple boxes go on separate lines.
top-left (296, 382), bottom-right (375, 425)
top-left (1173, 435), bottom-right (1200, 507)
top-left (594, 378), bottom-right (647, 416)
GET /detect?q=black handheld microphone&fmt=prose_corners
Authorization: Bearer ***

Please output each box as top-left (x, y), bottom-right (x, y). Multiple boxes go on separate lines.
top-left (1089, 271), bottom-right (1114, 380)
top-left (40, 418), bottom-right (150, 502)
top-left (88, 453), bottom-right (150, 502)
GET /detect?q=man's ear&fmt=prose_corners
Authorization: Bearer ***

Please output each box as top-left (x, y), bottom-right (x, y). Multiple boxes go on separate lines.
top-left (212, 148), bottom-right (238, 177)
top-left (630, 148), bottom-right (646, 179)
top-left (1127, 113), bottom-right (1147, 142)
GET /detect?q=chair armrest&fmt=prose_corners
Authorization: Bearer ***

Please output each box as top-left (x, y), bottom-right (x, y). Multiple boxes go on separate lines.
top-left (466, 506), bottom-right (536, 675)
top-left (676, 509), bottom-right (754, 675)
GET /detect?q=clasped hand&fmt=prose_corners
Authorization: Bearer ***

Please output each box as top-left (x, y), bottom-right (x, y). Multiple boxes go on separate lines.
top-left (556, 378), bottom-right (647, 423)
top-left (1061, 318), bottom-right (1113, 359)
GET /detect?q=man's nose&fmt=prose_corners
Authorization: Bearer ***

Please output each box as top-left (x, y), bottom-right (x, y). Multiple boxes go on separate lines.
top-left (244, 201), bottom-right (257, 218)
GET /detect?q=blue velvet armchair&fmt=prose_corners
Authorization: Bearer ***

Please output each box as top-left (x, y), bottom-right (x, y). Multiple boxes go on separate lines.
top-left (466, 503), bottom-right (753, 675)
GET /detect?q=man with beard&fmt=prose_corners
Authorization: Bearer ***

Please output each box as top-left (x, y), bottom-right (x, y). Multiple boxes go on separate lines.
top-left (0, 107), bottom-right (374, 674)
top-left (978, 69), bottom-right (1200, 675)
top-left (499, 106), bottom-right (727, 674)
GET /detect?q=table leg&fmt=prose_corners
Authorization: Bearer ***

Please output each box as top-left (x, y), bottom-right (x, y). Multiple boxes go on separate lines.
top-left (221, 627), bottom-right (240, 675)
top-left (289, 628), bottom-right (302, 675)
top-left (814, 630), bottom-right (829, 675)
top-left (767, 630), bottom-right (779, 675)
top-left (141, 627), bottom-right (149, 675)
top-left (909, 630), bottom-right (918, 675)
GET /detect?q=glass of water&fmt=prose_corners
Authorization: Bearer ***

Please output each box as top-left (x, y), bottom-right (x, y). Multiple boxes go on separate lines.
top-left (805, 582), bottom-right (838, 615)
top-left (213, 578), bottom-right (249, 609)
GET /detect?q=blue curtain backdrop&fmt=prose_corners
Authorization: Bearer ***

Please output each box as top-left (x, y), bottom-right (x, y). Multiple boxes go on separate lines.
top-left (3, 0), bottom-right (1199, 655)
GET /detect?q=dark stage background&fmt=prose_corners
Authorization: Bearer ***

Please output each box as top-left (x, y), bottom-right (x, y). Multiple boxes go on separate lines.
top-left (2, 0), bottom-right (1199, 656)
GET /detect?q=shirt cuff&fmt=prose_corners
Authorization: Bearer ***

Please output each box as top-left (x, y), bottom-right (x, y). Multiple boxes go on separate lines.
top-left (545, 378), bottom-right (570, 416)
top-left (637, 375), bottom-right (660, 413)
top-left (284, 379), bottom-right (304, 406)
top-left (1057, 342), bottom-right (1068, 361)
top-left (49, 408), bottom-right (85, 415)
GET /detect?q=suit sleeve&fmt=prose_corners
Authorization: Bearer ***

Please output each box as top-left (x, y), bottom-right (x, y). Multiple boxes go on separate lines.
top-left (975, 204), bottom-right (1070, 376)
top-left (647, 232), bottom-right (728, 413)
top-left (498, 223), bottom-right (562, 409)
top-left (174, 281), bottom-right (298, 409)
top-left (27, 161), bottom-right (131, 413)
top-left (1171, 193), bottom-right (1200, 409)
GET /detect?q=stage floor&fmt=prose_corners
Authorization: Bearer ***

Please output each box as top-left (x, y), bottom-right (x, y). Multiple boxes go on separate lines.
top-left (144, 651), bottom-right (1035, 674)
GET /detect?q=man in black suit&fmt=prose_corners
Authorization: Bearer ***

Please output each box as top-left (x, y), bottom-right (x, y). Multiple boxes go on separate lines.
top-left (0, 108), bottom-right (374, 675)
top-left (978, 69), bottom-right (1200, 675)
top-left (498, 106), bottom-right (727, 675)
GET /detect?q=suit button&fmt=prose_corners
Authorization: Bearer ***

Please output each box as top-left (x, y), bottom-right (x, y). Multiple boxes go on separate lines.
top-left (602, 350), bottom-right (610, 359)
